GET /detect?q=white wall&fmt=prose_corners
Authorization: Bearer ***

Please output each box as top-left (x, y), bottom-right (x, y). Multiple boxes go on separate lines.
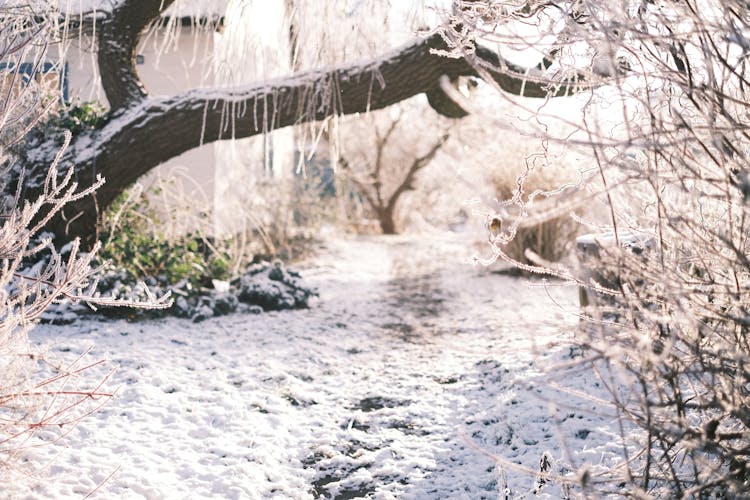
top-left (211, 0), bottom-right (296, 238)
top-left (137, 26), bottom-right (217, 208)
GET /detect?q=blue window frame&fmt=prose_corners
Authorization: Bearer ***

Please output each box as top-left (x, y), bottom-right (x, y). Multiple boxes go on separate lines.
top-left (0, 61), bottom-right (69, 102)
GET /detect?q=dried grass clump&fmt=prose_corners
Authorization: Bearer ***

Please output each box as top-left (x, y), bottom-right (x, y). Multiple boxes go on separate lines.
top-left (489, 170), bottom-right (581, 267)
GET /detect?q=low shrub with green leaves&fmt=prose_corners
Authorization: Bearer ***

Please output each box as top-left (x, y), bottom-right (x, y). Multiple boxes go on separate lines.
top-left (55, 100), bottom-right (107, 134)
top-left (99, 187), bottom-right (231, 291)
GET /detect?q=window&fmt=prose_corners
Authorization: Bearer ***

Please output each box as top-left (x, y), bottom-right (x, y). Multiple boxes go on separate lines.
top-left (0, 61), bottom-right (69, 102)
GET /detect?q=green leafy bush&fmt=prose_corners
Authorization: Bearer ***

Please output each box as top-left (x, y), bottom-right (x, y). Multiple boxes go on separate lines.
top-left (99, 187), bottom-right (231, 291)
top-left (56, 101), bottom-right (107, 134)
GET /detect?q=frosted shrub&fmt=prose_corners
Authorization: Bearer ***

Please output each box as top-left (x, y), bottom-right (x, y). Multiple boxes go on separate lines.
top-left (0, 7), bottom-right (168, 481)
top-left (0, 150), bottom-right (169, 476)
top-left (448, 0), bottom-right (750, 496)
top-left (488, 165), bottom-right (580, 268)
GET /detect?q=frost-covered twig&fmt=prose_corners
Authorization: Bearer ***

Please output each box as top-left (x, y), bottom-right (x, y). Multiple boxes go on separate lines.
top-left (464, 0), bottom-right (750, 496)
top-left (0, 4), bottom-right (169, 483)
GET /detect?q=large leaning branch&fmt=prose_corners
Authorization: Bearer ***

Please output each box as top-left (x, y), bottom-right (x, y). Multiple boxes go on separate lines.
top-left (34, 20), bottom-right (590, 241)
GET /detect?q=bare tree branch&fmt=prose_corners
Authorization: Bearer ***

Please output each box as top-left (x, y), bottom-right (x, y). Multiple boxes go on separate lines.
top-left (373, 112), bottom-right (402, 207)
top-left (386, 133), bottom-right (449, 216)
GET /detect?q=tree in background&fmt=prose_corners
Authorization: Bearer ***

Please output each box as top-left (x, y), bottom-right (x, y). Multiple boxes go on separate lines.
top-left (338, 102), bottom-right (450, 234)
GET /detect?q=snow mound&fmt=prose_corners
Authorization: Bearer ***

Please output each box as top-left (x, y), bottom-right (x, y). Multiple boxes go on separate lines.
top-left (40, 260), bottom-right (318, 324)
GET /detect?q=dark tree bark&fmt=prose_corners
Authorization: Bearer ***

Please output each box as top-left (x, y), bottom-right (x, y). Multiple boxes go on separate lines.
top-left (375, 134), bottom-right (448, 234)
top-left (378, 210), bottom-right (397, 235)
top-left (339, 114), bottom-right (448, 236)
top-left (96, 0), bottom-right (163, 108)
top-left (19, 0), bottom-right (590, 244)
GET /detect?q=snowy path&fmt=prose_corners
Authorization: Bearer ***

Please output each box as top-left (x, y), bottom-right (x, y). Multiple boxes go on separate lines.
top-left (10, 234), bottom-right (625, 499)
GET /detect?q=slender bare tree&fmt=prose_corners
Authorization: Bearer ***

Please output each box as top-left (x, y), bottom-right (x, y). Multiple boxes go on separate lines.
top-left (338, 103), bottom-right (450, 234)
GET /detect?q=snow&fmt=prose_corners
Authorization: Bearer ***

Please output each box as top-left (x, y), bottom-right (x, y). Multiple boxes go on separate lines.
top-left (7, 233), bottom-right (628, 498)
top-left (161, 0), bottom-right (228, 19)
top-left (56, 0), bottom-right (228, 17)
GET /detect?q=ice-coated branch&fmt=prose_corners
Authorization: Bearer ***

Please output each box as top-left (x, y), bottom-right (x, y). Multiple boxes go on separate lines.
top-left (32, 14), bottom-right (593, 242)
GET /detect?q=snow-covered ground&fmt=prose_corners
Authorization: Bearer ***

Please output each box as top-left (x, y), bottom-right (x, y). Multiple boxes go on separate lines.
top-left (8, 233), bottom-right (628, 499)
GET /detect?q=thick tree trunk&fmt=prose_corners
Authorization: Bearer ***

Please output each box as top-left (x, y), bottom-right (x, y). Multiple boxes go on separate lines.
top-left (96, 0), bottom-right (161, 108)
top-left (378, 209), bottom-right (397, 235)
